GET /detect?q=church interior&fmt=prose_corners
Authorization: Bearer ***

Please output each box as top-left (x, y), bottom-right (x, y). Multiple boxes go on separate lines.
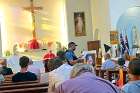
top-left (0, 0), bottom-right (140, 93)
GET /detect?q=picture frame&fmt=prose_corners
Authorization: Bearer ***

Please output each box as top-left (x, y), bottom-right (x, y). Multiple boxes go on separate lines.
top-left (74, 12), bottom-right (86, 36)
top-left (110, 31), bottom-right (119, 44)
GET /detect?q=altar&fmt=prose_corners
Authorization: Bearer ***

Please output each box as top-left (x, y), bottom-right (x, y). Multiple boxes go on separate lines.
top-left (7, 54), bottom-right (45, 74)
top-left (6, 48), bottom-right (49, 74)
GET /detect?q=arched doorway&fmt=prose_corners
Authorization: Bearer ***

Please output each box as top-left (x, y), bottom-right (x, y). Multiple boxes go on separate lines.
top-left (117, 6), bottom-right (140, 55)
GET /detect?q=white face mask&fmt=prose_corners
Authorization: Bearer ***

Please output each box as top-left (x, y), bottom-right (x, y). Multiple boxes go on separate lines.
top-left (0, 65), bottom-right (2, 68)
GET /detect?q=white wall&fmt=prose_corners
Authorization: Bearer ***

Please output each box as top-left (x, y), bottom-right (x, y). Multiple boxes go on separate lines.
top-left (90, 0), bottom-right (111, 53)
top-left (0, 0), bottom-right (67, 55)
top-left (109, 0), bottom-right (140, 30)
top-left (66, 0), bottom-right (93, 56)
top-left (0, 20), bottom-right (2, 56)
top-left (0, 0), bottom-right (32, 54)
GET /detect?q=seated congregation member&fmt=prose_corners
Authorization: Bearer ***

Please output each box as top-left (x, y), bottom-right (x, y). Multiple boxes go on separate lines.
top-left (65, 42), bottom-right (83, 66)
top-left (0, 58), bottom-right (13, 75)
top-left (122, 58), bottom-right (140, 93)
top-left (43, 50), bottom-right (56, 72)
top-left (47, 50), bottom-right (66, 71)
top-left (117, 58), bottom-right (126, 69)
top-left (43, 50), bottom-right (56, 62)
top-left (40, 50), bottom-right (66, 83)
top-left (85, 54), bottom-right (95, 66)
top-left (55, 63), bottom-right (122, 93)
top-left (101, 53), bottom-right (116, 70)
top-left (7, 52), bottom-right (21, 73)
top-left (27, 59), bottom-right (40, 79)
top-left (12, 56), bottom-right (37, 82)
top-left (48, 57), bottom-right (73, 93)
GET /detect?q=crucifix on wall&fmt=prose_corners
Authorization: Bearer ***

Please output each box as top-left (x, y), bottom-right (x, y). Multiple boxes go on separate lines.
top-left (24, 0), bottom-right (43, 49)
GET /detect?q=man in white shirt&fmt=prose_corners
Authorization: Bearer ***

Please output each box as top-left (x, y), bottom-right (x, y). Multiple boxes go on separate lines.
top-left (27, 59), bottom-right (40, 79)
top-left (48, 62), bottom-right (73, 93)
top-left (7, 54), bottom-right (21, 73)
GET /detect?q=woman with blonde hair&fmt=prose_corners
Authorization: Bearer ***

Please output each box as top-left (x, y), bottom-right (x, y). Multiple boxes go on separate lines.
top-left (70, 63), bottom-right (94, 78)
top-left (55, 63), bottom-right (122, 93)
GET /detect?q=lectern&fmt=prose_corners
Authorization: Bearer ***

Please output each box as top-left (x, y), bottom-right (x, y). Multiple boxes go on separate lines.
top-left (87, 40), bottom-right (102, 67)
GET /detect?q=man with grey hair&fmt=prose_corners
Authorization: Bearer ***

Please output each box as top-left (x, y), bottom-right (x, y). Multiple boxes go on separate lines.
top-left (55, 63), bottom-right (122, 93)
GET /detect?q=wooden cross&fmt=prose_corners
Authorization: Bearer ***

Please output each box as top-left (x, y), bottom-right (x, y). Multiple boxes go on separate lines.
top-left (24, 0), bottom-right (43, 39)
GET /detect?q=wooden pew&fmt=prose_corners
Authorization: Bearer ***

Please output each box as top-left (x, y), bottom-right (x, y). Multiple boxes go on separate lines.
top-left (95, 68), bottom-right (107, 79)
top-left (100, 69), bottom-right (107, 79)
top-left (3, 74), bottom-right (14, 83)
top-left (107, 70), bottom-right (127, 84)
top-left (0, 82), bottom-right (48, 93)
top-left (0, 86), bottom-right (48, 93)
top-left (95, 69), bottom-right (128, 84)
top-left (0, 82), bottom-right (48, 90)
top-left (95, 68), bottom-right (100, 76)
top-left (1, 80), bottom-right (39, 86)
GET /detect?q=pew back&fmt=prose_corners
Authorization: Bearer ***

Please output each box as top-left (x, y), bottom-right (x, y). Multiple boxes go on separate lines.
top-left (0, 81), bottom-right (48, 93)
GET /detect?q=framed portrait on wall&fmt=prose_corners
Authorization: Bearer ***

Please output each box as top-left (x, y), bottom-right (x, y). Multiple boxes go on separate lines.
top-left (110, 31), bottom-right (119, 44)
top-left (74, 12), bottom-right (86, 36)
